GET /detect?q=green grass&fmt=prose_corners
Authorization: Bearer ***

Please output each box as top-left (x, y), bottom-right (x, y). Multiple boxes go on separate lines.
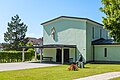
top-left (0, 64), bottom-right (120, 80)
top-left (111, 77), bottom-right (120, 80)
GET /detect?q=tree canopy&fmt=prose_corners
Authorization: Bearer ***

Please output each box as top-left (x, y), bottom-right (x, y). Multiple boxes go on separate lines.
top-left (100, 0), bottom-right (120, 42)
top-left (4, 14), bottom-right (28, 50)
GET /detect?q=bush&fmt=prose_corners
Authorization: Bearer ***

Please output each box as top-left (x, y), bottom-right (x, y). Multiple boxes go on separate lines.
top-left (0, 51), bottom-right (34, 63)
top-left (37, 54), bottom-right (43, 60)
top-left (37, 54), bottom-right (40, 60)
top-left (27, 48), bottom-right (34, 53)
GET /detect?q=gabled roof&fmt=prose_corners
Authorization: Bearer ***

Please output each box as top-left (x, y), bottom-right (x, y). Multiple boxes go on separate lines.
top-left (27, 37), bottom-right (43, 45)
top-left (92, 38), bottom-right (120, 45)
top-left (41, 16), bottom-right (103, 26)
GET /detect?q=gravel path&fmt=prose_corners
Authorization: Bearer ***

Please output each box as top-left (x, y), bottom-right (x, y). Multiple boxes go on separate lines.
top-left (0, 62), bottom-right (60, 71)
top-left (75, 72), bottom-right (120, 80)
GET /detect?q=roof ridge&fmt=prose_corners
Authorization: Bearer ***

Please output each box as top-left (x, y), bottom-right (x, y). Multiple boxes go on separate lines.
top-left (41, 16), bottom-right (103, 26)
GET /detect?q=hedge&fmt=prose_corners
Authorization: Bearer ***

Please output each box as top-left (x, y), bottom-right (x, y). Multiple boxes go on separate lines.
top-left (0, 51), bottom-right (34, 63)
top-left (37, 54), bottom-right (43, 60)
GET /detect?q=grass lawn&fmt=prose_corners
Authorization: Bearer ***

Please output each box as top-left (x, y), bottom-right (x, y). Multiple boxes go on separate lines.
top-left (0, 64), bottom-right (120, 80)
top-left (112, 77), bottom-right (120, 80)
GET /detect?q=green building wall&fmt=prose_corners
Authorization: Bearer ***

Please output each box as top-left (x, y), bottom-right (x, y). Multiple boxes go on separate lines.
top-left (43, 18), bottom-right (86, 62)
top-left (94, 45), bottom-right (120, 62)
top-left (43, 48), bottom-right (56, 61)
top-left (86, 21), bottom-right (108, 62)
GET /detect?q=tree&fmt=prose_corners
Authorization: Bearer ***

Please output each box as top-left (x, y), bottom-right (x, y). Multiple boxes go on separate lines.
top-left (100, 0), bottom-right (120, 42)
top-left (4, 14), bottom-right (28, 50)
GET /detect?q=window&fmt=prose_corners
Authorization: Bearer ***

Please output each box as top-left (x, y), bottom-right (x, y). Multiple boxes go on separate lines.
top-left (104, 48), bottom-right (107, 57)
top-left (106, 31), bottom-right (108, 39)
top-left (92, 27), bottom-right (94, 39)
top-left (100, 29), bottom-right (102, 38)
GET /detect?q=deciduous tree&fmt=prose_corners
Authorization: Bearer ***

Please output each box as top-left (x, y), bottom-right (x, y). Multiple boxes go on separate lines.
top-left (100, 0), bottom-right (120, 42)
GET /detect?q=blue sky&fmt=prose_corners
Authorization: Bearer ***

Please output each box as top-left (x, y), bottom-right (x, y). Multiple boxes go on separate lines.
top-left (0, 0), bottom-right (104, 42)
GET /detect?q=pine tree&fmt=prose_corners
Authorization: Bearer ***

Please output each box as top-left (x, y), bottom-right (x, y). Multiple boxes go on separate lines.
top-left (4, 14), bottom-right (28, 50)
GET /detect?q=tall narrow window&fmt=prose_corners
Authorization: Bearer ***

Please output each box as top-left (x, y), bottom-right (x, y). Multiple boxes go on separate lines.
top-left (100, 29), bottom-right (102, 38)
top-left (104, 48), bottom-right (107, 57)
top-left (92, 27), bottom-right (94, 39)
top-left (106, 31), bottom-right (108, 39)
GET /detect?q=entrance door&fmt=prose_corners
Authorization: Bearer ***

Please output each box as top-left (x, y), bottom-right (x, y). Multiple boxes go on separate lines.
top-left (56, 49), bottom-right (62, 62)
top-left (56, 49), bottom-right (69, 63)
top-left (64, 49), bottom-right (69, 63)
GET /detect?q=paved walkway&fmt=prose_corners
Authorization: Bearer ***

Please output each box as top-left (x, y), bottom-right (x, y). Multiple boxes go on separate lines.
top-left (75, 72), bottom-right (120, 80)
top-left (0, 62), bottom-right (60, 71)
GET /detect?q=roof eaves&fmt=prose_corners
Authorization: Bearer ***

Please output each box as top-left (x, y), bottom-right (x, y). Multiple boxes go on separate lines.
top-left (41, 16), bottom-right (103, 26)
top-left (93, 43), bottom-right (120, 45)
top-left (41, 16), bottom-right (63, 25)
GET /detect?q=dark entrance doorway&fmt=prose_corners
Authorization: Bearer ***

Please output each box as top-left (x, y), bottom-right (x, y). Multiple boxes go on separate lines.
top-left (56, 49), bottom-right (69, 63)
top-left (64, 49), bottom-right (69, 63)
top-left (56, 49), bottom-right (62, 62)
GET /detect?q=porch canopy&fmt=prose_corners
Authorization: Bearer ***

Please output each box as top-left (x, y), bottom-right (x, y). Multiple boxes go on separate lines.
top-left (20, 44), bottom-right (76, 64)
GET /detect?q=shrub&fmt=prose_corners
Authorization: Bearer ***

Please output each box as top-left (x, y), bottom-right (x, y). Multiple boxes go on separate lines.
top-left (0, 51), bottom-right (34, 63)
top-left (27, 48), bottom-right (34, 53)
top-left (37, 54), bottom-right (43, 60)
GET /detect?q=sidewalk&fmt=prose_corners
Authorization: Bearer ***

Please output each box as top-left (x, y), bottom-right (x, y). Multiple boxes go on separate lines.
top-left (75, 72), bottom-right (120, 80)
top-left (0, 62), bottom-right (60, 71)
